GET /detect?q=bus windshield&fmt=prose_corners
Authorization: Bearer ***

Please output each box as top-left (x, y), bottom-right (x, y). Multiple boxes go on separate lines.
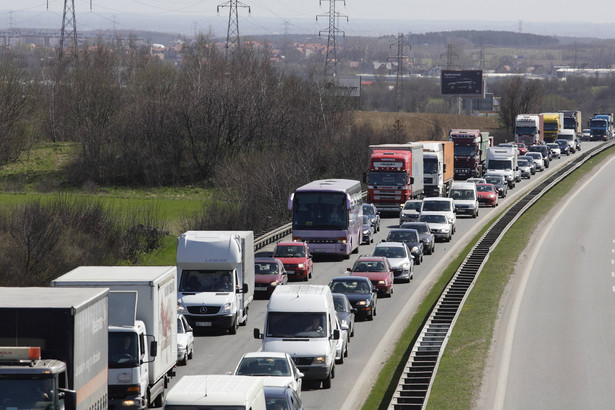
top-left (292, 192), bottom-right (347, 230)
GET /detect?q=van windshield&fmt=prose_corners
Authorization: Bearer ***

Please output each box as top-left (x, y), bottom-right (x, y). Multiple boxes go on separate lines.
top-left (266, 312), bottom-right (327, 338)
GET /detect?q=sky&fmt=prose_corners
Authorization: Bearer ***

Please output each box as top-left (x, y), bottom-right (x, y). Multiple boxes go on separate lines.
top-left (0, 0), bottom-right (614, 38)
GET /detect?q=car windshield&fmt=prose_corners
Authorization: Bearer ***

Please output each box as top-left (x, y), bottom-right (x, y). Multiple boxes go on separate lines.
top-left (476, 185), bottom-right (493, 192)
top-left (450, 189), bottom-right (474, 200)
top-left (403, 201), bottom-right (421, 211)
top-left (402, 223), bottom-right (429, 234)
top-left (255, 262), bottom-right (280, 275)
top-left (266, 312), bottom-right (327, 338)
top-left (330, 279), bottom-right (371, 295)
top-left (363, 215), bottom-right (370, 225)
top-left (373, 246), bottom-right (406, 258)
top-left (485, 177), bottom-right (503, 184)
top-left (387, 230), bottom-right (419, 242)
top-left (352, 260), bottom-right (387, 272)
top-left (420, 214), bottom-right (447, 224)
top-left (422, 200), bottom-right (451, 211)
top-left (527, 153), bottom-right (541, 159)
top-left (516, 159), bottom-right (528, 167)
top-left (236, 357), bottom-right (291, 377)
top-left (177, 317), bottom-right (186, 333)
top-left (273, 245), bottom-right (306, 258)
top-left (547, 144), bottom-right (558, 149)
top-left (363, 204), bottom-right (376, 215)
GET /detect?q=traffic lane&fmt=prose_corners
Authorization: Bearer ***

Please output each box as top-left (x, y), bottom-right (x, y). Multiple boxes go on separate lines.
top-left (168, 143), bottom-right (599, 405)
top-left (500, 156), bottom-right (615, 408)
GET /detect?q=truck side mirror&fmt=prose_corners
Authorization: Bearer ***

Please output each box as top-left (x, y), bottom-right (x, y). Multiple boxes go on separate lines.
top-left (149, 340), bottom-right (158, 358)
top-left (333, 329), bottom-right (340, 340)
top-left (362, 172), bottom-right (367, 184)
top-left (443, 164), bottom-right (447, 172)
top-left (409, 177), bottom-right (414, 185)
top-left (242, 283), bottom-right (248, 293)
top-left (60, 389), bottom-right (76, 409)
top-left (253, 328), bottom-right (262, 339)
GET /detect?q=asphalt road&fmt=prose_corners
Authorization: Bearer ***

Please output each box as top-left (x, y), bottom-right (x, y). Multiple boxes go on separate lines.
top-left (484, 151), bottom-right (615, 409)
top-left (167, 142), bottom-right (603, 409)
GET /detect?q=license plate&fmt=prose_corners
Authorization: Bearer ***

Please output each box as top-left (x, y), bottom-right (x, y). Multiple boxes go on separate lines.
top-left (286, 271), bottom-right (295, 275)
top-left (195, 321), bottom-right (212, 327)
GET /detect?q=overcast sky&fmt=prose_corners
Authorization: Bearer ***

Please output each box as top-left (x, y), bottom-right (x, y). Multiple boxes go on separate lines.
top-left (2, 0), bottom-right (614, 23)
top-left (1, 0), bottom-right (614, 37)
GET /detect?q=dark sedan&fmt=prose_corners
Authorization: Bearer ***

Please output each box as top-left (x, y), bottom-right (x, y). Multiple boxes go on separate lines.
top-left (329, 276), bottom-right (377, 321)
top-left (399, 221), bottom-right (435, 255)
top-left (484, 174), bottom-right (508, 197)
top-left (384, 228), bottom-right (424, 265)
top-left (528, 145), bottom-right (550, 167)
top-left (555, 139), bottom-right (571, 156)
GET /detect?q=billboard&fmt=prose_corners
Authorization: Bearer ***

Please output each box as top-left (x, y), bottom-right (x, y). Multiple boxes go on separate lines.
top-left (441, 70), bottom-right (483, 96)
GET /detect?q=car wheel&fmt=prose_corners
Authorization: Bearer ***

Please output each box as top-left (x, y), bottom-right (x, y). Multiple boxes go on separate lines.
top-left (188, 344), bottom-right (193, 360)
top-left (350, 325), bottom-right (354, 337)
top-left (367, 310), bottom-right (374, 321)
top-left (322, 373), bottom-right (332, 389)
top-left (344, 343), bottom-right (349, 357)
top-left (336, 352), bottom-right (344, 364)
top-left (415, 256), bottom-right (421, 266)
top-left (179, 352), bottom-right (187, 366)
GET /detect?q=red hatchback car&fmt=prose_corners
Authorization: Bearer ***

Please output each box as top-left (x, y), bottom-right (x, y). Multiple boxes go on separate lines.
top-left (272, 241), bottom-right (313, 281)
top-left (476, 183), bottom-right (499, 207)
top-left (254, 257), bottom-right (288, 298)
top-left (346, 255), bottom-right (394, 297)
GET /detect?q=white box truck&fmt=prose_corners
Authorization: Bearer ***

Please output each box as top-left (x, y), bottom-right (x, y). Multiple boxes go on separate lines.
top-left (176, 231), bottom-right (255, 334)
top-left (163, 375), bottom-right (266, 410)
top-left (52, 266), bottom-right (178, 409)
top-left (0, 287), bottom-right (108, 410)
top-left (486, 146), bottom-right (518, 189)
top-left (253, 284), bottom-right (340, 389)
top-left (416, 140), bottom-right (454, 197)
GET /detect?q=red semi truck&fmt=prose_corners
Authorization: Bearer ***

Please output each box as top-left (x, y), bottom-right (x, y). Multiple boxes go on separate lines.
top-left (365, 144), bottom-right (424, 214)
top-left (449, 129), bottom-right (492, 180)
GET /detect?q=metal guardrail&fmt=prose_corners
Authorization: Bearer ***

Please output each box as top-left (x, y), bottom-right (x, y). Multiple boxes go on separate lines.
top-left (388, 140), bottom-right (615, 409)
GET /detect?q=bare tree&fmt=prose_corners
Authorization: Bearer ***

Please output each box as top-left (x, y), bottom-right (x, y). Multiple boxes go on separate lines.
top-left (498, 77), bottom-right (543, 132)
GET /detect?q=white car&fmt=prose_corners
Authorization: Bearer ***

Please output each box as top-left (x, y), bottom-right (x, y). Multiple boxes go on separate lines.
top-left (371, 241), bottom-right (414, 282)
top-left (233, 351), bottom-right (304, 395)
top-left (419, 213), bottom-right (453, 242)
top-left (399, 199), bottom-right (422, 224)
top-left (177, 314), bottom-right (194, 365)
top-left (335, 316), bottom-right (349, 364)
top-left (420, 197), bottom-right (456, 234)
top-left (546, 143), bottom-right (561, 159)
top-left (525, 152), bottom-right (545, 171)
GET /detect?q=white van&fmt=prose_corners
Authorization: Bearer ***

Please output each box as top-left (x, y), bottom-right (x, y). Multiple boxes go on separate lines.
top-left (254, 284), bottom-right (340, 389)
top-left (449, 182), bottom-right (479, 218)
top-left (557, 129), bottom-right (577, 153)
top-left (163, 375), bottom-right (266, 410)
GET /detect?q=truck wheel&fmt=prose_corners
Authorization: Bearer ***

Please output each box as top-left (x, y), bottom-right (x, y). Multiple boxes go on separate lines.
top-left (229, 315), bottom-right (238, 335)
top-left (151, 386), bottom-right (166, 407)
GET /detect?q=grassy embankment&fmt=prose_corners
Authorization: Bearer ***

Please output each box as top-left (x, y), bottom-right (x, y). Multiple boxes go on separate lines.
top-left (363, 145), bottom-right (615, 409)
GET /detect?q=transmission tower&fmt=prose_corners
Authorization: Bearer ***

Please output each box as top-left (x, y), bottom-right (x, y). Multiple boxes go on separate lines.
top-left (218, 0), bottom-right (250, 56)
top-left (317, 0), bottom-right (347, 79)
top-left (441, 44), bottom-right (459, 70)
top-left (59, 0), bottom-right (78, 61)
top-left (388, 33), bottom-right (411, 111)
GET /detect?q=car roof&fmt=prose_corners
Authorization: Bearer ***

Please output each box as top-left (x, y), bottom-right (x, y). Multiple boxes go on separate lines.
top-left (356, 255), bottom-right (388, 261)
top-left (374, 241), bottom-right (406, 248)
top-left (422, 197), bottom-right (453, 202)
top-left (331, 276), bottom-right (371, 282)
top-left (255, 257), bottom-right (281, 263)
top-left (242, 351), bottom-right (289, 359)
top-left (276, 241), bottom-right (306, 247)
top-left (263, 385), bottom-right (293, 398)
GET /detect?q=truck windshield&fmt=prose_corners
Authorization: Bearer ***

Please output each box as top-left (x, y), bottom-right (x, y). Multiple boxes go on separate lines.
top-left (109, 332), bottom-right (140, 368)
top-left (590, 119), bottom-right (606, 128)
top-left (180, 270), bottom-right (235, 293)
top-left (266, 312), bottom-right (327, 338)
top-left (488, 160), bottom-right (512, 170)
top-left (544, 123), bottom-right (558, 131)
top-left (423, 158), bottom-right (438, 174)
top-left (368, 171), bottom-right (407, 186)
top-left (0, 375), bottom-right (56, 407)
top-left (515, 126), bottom-right (536, 135)
top-left (563, 118), bottom-right (576, 128)
top-left (453, 145), bottom-right (477, 156)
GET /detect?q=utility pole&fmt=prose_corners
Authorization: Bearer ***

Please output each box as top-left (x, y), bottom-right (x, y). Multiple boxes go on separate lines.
top-left (218, 0), bottom-right (250, 56)
top-left (59, 0), bottom-right (78, 61)
top-left (317, 0), bottom-right (347, 80)
top-left (388, 33), bottom-right (411, 111)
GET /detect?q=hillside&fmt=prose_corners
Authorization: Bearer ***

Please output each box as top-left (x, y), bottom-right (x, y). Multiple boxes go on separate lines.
top-left (353, 112), bottom-right (509, 143)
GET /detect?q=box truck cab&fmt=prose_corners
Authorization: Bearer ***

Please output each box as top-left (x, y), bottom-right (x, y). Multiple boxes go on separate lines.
top-left (164, 375), bottom-right (266, 409)
top-left (254, 285), bottom-right (340, 389)
top-left (51, 266), bottom-right (178, 409)
top-left (449, 181), bottom-right (479, 218)
top-left (486, 147), bottom-right (518, 189)
top-left (176, 231), bottom-right (255, 335)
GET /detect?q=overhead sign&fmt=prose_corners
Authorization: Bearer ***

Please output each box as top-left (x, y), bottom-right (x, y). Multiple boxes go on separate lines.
top-left (441, 70), bottom-right (483, 96)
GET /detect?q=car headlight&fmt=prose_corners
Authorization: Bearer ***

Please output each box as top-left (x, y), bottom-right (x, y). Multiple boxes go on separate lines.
top-left (423, 238), bottom-right (431, 244)
top-left (401, 262), bottom-right (410, 270)
top-left (411, 246), bottom-right (419, 253)
top-left (377, 280), bottom-right (386, 285)
top-left (270, 281), bottom-right (279, 286)
top-left (177, 342), bottom-right (186, 350)
top-left (297, 263), bottom-right (305, 269)
top-left (441, 226), bottom-right (450, 233)
top-left (220, 302), bottom-right (232, 314)
top-left (314, 356), bottom-right (326, 364)
top-left (356, 300), bottom-right (367, 306)
top-left (488, 194), bottom-right (495, 198)
top-left (363, 229), bottom-right (370, 235)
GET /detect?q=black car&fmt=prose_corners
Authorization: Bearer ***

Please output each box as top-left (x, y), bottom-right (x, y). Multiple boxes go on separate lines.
top-left (332, 293), bottom-right (356, 339)
top-left (329, 276), bottom-right (377, 321)
top-left (384, 228), bottom-right (424, 265)
top-left (528, 145), bottom-right (550, 167)
top-left (362, 203), bottom-right (380, 232)
top-left (555, 139), bottom-right (571, 156)
top-left (264, 386), bottom-right (303, 410)
top-left (399, 221), bottom-right (435, 255)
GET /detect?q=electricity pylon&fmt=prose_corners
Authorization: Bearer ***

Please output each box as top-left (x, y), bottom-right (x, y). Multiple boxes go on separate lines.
top-left (218, 0), bottom-right (251, 56)
top-left (317, 0), bottom-right (347, 79)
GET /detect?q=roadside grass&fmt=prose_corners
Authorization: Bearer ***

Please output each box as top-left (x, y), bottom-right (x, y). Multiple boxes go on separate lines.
top-left (364, 146), bottom-right (615, 409)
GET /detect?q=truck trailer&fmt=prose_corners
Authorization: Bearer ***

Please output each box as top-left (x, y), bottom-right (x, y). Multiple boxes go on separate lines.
top-left (416, 140), bottom-right (454, 197)
top-left (0, 287), bottom-right (109, 410)
top-left (514, 114), bottom-right (543, 146)
top-left (176, 231), bottom-right (255, 335)
top-left (449, 129), bottom-right (491, 180)
top-left (365, 143), bottom-right (424, 213)
top-left (52, 266), bottom-right (178, 409)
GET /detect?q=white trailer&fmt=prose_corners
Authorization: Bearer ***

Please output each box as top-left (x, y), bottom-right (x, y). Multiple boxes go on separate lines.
top-left (176, 231), bottom-right (255, 334)
top-left (52, 266), bottom-right (178, 409)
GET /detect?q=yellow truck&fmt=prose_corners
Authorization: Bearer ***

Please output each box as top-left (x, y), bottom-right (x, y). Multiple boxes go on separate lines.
top-left (541, 112), bottom-right (564, 143)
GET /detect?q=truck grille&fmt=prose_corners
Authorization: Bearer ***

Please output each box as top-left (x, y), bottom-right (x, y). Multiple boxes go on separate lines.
top-left (186, 306), bottom-right (221, 315)
top-left (292, 357), bottom-right (314, 366)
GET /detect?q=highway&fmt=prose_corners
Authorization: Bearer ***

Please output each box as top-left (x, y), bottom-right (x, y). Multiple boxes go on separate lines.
top-left (483, 151), bottom-right (615, 409)
top-left (168, 142), bottom-right (604, 409)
